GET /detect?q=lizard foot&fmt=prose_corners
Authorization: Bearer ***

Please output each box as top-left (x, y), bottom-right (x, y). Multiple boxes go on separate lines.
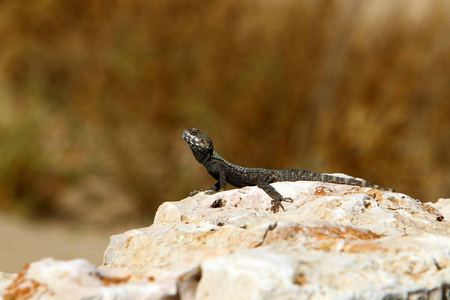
top-left (190, 189), bottom-right (218, 196)
top-left (189, 189), bottom-right (213, 196)
top-left (189, 190), bottom-right (202, 196)
top-left (270, 197), bottom-right (293, 213)
top-left (204, 190), bottom-right (218, 195)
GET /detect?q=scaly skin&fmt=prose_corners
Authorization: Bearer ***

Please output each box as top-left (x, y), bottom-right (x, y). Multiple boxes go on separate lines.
top-left (182, 128), bottom-right (393, 213)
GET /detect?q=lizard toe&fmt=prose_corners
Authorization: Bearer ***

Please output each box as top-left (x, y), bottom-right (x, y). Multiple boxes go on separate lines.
top-left (189, 190), bottom-right (202, 196)
top-left (204, 190), bottom-right (217, 195)
top-left (270, 199), bottom-right (285, 213)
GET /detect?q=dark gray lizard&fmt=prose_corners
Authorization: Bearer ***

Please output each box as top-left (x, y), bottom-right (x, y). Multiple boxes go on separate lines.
top-left (182, 128), bottom-right (393, 213)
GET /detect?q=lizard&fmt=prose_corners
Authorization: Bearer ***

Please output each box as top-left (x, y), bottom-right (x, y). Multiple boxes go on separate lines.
top-left (182, 128), bottom-right (394, 213)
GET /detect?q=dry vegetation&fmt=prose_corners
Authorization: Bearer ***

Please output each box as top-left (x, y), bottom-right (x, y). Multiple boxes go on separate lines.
top-left (0, 0), bottom-right (449, 228)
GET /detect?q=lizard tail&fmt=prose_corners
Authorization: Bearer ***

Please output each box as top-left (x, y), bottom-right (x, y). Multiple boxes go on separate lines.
top-left (279, 169), bottom-right (394, 192)
top-left (314, 172), bottom-right (394, 192)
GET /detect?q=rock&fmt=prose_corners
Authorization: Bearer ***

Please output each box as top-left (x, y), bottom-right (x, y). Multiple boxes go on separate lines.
top-left (0, 272), bottom-right (16, 291)
top-left (1, 258), bottom-right (178, 300)
top-left (2, 181), bottom-right (450, 299)
top-left (429, 198), bottom-right (450, 220)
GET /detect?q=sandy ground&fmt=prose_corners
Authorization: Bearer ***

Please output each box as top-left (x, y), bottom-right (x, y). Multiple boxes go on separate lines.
top-left (0, 212), bottom-right (125, 274)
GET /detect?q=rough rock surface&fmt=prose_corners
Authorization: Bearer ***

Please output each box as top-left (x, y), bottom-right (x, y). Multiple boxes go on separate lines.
top-left (2, 180), bottom-right (450, 299)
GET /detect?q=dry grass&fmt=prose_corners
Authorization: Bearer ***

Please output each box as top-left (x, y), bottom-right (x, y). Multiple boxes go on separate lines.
top-left (0, 0), bottom-right (449, 227)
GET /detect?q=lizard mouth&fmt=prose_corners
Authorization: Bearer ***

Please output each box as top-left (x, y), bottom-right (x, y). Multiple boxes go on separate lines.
top-left (181, 130), bottom-right (194, 144)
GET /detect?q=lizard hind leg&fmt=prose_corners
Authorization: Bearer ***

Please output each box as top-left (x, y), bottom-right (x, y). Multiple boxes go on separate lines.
top-left (257, 180), bottom-right (293, 213)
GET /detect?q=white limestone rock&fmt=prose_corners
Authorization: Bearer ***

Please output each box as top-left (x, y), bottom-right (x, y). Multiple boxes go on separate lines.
top-left (0, 272), bottom-right (16, 292)
top-left (154, 181), bottom-right (447, 236)
top-left (0, 258), bottom-right (178, 300)
top-left (102, 181), bottom-right (450, 299)
top-left (429, 198), bottom-right (450, 220)
top-left (2, 181), bottom-right (450, 299)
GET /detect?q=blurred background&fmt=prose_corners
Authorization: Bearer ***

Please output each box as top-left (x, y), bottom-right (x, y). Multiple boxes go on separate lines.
top-left (0, 0), bottom-right (449, 273)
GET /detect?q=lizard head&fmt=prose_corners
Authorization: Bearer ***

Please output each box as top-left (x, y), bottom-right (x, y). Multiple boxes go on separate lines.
top-left (182, 128), bottom-right (214, 163)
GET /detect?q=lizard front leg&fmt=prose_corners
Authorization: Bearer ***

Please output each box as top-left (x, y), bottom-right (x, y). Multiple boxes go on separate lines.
top-left (205, 170), bottom-right (227, 194)
top-left (257, 181), bottom-right (293, 213)
top-left (191, 171), bottom-right (227, 196)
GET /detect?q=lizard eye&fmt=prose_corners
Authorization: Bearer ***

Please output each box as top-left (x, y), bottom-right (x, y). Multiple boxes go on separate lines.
top-left (189, 128), bottom-right (198, 135)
